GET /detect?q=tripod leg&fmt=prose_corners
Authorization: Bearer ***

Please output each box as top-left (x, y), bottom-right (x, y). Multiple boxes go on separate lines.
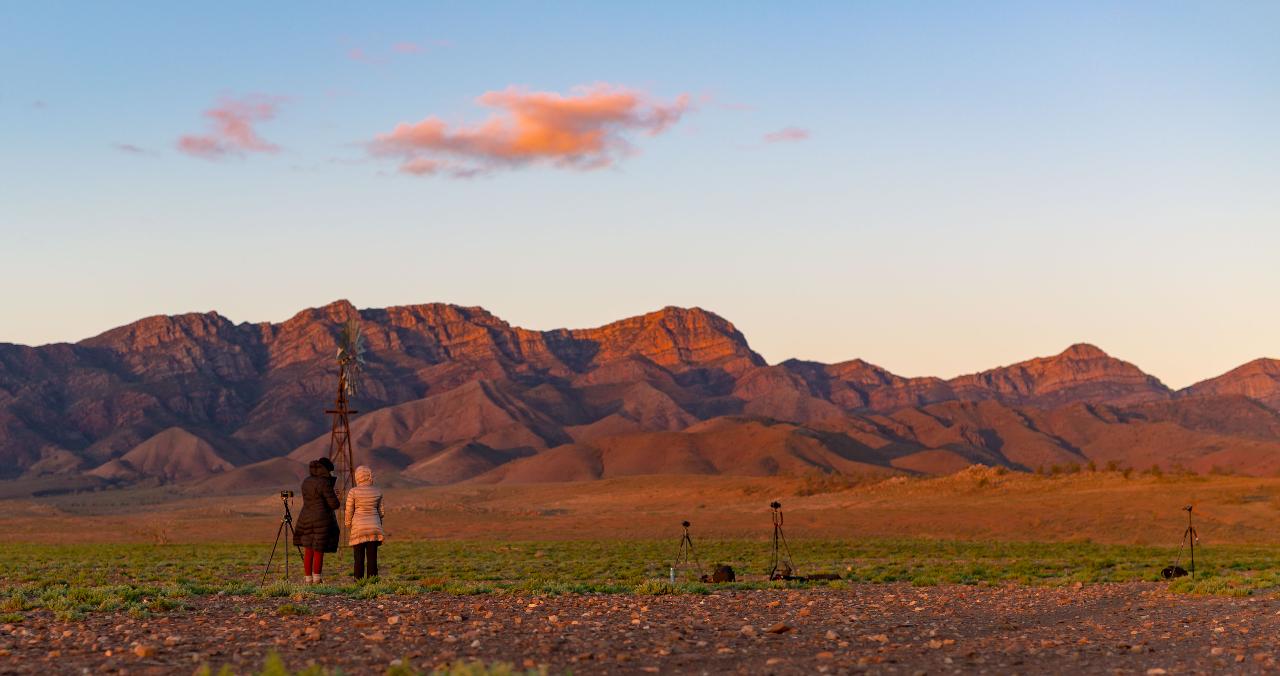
top-left (290, 525), bottom-right (304, 577)
top-left (770, 527), bottom-right (779, 577)
top-left (261, 520), bottom-right (287, 585)
top-left (1182, 524), bottom-right (1192, 578)
top-left (284, 523), bottom-right (298, 583)
top-left (773, 523), bottom-right (796, 576)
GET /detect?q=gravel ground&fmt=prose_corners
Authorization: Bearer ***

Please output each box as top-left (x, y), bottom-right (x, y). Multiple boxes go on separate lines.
top-left (2, 583), bottom-right (1278, 674)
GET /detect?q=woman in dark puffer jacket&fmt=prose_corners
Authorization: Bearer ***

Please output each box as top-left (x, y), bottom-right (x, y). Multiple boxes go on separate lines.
top-left (293, 457), bottom-right (340, 584)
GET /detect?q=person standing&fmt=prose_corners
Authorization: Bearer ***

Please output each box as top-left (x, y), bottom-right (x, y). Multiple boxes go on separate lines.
top-left (345, 465), bottom-right (385, 579)
top-left (293, 457), bottom-right (340, 584)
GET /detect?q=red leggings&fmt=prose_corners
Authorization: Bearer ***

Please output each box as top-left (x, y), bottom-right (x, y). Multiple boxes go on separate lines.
top-left (303, 548), bottom-right (324, 576)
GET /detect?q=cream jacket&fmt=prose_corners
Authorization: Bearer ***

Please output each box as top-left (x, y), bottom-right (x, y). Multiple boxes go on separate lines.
top-left (344, 465), bottom-right (385, 546)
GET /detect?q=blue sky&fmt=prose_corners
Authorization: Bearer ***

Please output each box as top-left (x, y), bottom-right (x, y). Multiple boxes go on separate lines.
top-left (1, 2), bottom-right (1277, 387)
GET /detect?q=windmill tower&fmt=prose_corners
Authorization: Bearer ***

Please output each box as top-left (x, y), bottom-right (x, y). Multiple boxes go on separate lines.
top-left (326, 317), bottom-right (365, 502)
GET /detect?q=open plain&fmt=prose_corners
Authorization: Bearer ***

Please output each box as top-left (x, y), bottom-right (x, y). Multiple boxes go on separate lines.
top-left (4, 471), bottom-right (1280, 673)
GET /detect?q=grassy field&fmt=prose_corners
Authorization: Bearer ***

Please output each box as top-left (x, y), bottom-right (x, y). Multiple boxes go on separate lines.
top-left (4, 471), bottom-right (1280, 626)
top-left (2, 536), bottom-right (1278, 622)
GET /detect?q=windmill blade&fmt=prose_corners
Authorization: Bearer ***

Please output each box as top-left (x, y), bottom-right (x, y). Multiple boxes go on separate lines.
top-left (338, 317), bottom-right (365, 397)
top-left (350, 320), bottom-right (364, 353)
top-left (337, 318), bottom-right (363, 360)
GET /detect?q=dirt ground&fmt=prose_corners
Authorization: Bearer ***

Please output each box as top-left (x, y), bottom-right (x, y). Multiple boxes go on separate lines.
top-left (6, 470), bottom-right (1280, 546)
top-left (2, 583), bottom-right (1276, 675)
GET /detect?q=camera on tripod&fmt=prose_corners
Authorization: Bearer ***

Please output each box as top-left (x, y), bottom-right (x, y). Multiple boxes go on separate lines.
top-left (261, 489), bottom-right (300, 583)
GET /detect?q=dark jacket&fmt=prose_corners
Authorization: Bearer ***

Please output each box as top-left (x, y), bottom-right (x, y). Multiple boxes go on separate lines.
top-left (293, 460), bottom-right (340, 552)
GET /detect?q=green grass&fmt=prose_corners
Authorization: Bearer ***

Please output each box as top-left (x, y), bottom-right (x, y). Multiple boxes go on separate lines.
top-left (194, 651), bottom-right (546, 675)
top-left (274, 602), bottom-right (311, 616)
top-left (1, 538), bottom-right (1277, 615)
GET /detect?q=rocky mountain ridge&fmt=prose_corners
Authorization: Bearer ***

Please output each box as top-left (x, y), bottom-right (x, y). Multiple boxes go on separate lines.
top-left (1, 300), bottom-right (1278, 491)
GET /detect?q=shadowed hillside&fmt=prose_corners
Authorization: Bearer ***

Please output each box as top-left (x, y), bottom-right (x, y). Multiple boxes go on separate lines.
top-left (2, 300), bottom-right (1280, 492)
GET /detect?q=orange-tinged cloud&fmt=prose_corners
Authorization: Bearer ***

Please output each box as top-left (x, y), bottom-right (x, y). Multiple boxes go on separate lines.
top-left (371, 84), bottom-right (692, 177)
top-left (177, 95), bottom-right (283, 159)
top-left (764, 127), bottom-right (810, 143)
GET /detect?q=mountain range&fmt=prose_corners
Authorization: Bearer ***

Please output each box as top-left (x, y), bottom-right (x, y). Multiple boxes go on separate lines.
top-left (3, 300), bottom-right (1279, 494)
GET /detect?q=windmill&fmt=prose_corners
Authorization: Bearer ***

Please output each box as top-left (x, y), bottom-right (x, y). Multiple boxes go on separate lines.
top-left (326, 317), bottom-right (365, 502)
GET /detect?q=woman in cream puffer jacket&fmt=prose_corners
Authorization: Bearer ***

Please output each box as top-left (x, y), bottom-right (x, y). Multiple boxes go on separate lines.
top-left (344, 465), bottom-right (385, 579)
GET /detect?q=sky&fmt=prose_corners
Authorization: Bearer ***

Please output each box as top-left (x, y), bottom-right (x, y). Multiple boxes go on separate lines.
top-left (1, 2), bottom-right (1277, 389)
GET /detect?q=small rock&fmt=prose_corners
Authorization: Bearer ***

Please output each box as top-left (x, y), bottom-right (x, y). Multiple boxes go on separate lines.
top-left (1146, 670), bottom-right (1167, 675)
top-left (765, 623), bottom-right (793, 635)
top-left (387, 616), bottom-right (400, 625)
top-left (319, 613), bottom-right (332, 621)
top-left (766, 658), bottom-right (786, 666)
top-left (825, 630), bottom-right (838, 640)
top-left (132, 644), bottom-right (155, 658)
top-left (365, 631), bottom-right (386, 643)
top-left (163, 636), bottom-right (179, 647)
top-left (740, 625), bottom-right (757, 638)
top-left (816, 651), bottom-right (835, 660)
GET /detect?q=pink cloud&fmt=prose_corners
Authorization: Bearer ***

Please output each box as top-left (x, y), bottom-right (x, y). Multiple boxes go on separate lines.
top-left (764, 127), bottom-right (810, 143)
top-left (177, 95), bottom-right (283, 159)
top-left (400, 157), bottom-right (443, 175)
top-left (348, 41), bottom-right (442, 64)
top-left (370, 84), bottom-right (692, 177)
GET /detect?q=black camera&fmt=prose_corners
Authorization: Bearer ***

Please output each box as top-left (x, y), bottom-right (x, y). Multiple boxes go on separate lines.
top-left (770, 501), bottom-right (782, 510)
top-left (280, 490), bottom-right (294, 499)
top-left (682, 520), bottom-right (691, 528)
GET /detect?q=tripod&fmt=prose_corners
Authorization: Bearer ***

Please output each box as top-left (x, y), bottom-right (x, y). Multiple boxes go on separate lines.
top-left (260, 492), bottom-right (303, 584)
top-left (1178, 505), bottom-right (1199, 580)
top-left (672, 520), bottom-right (701, 580)
top-left (767, 501), bottom-right (797, 580)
